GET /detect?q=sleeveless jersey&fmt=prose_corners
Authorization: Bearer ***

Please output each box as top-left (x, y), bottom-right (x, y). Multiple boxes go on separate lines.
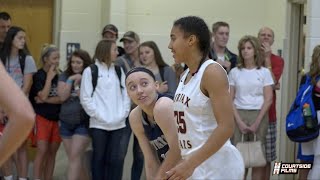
top-left (173, 60), bottom-right (244, 179)
top-left (141, 94), bottom-right (172, 162)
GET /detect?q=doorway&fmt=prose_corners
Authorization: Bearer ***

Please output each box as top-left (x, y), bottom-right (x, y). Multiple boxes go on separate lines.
top-left (0, 0), bottom-right (54, 67)
top-left (278, 1), bottom-right (306, 180)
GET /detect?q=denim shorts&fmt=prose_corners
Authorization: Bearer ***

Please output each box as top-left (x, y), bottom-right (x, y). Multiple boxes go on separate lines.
top-left (59, 120), bottom-right (89, 138)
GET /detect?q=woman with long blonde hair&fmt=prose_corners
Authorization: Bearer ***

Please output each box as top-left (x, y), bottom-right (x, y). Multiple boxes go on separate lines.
top-left (29, 44), bottom-right (62, 180)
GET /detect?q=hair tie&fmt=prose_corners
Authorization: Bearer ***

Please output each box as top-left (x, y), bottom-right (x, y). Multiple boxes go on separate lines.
top-left (125, 67), bottom-right (155, 81)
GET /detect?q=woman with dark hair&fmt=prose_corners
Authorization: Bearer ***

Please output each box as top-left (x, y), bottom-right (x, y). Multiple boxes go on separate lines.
top-left (139, 41), bottom-right (177, 95)
top-left (57, 49), bottom-right (92, 180)
top-left (29, 44), bottom-right (62, 180)
top-left (80, 39), bottom-right (130, 180)
top-left (166, 16), bottom-right (244, 180)
top-left (0, 26), bottom-right (37, 180)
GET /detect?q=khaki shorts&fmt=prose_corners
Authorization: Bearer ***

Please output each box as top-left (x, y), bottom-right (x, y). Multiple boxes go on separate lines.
top-left (231, 109), bottom-right (269, 146)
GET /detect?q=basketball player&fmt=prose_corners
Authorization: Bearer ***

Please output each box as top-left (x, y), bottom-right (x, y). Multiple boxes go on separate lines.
top-left (166, 16), bottom-right (245, 179)
top-left (125, 67), bottom-right (181, 179)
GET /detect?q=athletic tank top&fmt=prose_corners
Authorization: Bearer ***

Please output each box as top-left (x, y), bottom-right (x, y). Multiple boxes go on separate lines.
top-left (141, 93), bottom-right (172, 162)
top-left (173, 60), bottom-right (234, 156)
top-left (173, 60), bottom-right (244, 179)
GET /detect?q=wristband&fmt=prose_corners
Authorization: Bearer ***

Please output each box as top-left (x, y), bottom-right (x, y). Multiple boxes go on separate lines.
top-left (66, 79), bottom-right (74, 85)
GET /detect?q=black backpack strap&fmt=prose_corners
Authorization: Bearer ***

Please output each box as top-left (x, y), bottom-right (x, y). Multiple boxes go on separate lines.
top-left (19, 53), bottom-right (26, 74)
top-left (89, 64), bottom-right (98, 97)
top-left (115, 65), bottom-right (123, 89)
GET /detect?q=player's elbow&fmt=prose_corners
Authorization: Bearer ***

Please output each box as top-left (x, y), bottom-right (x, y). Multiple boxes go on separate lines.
top-left (222, 118), bottom-right (235, 139)
top-left (16, 105), bottom-right (36, 130)
top-left (22, 111), bottom-right (35, 129)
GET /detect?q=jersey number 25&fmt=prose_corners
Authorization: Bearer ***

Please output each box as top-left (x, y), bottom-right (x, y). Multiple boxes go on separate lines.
top-left (174, 111), bottom-right (187, 134)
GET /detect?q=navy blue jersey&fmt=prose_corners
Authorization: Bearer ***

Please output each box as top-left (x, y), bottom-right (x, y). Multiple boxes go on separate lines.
top-left (141, 94), bottom-right (172, 162)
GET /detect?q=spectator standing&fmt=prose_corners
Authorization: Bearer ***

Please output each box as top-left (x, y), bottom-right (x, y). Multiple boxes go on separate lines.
top-left (208, 21), bottom-right (237, 73)
top-left (80, 40), bottom-right (130, 180)
top-left (258, 26), bottom-right (284, 180)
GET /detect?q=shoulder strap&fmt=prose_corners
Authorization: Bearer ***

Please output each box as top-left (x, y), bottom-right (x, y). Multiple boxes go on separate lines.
top-left (115, 65), bottom-right (123, 89)
top-left (90, 64), bottom-right (98, 97)
top-left (19, 53), bottom-right (26, 74)
top-left (122, 57), bottom-right (131, 73)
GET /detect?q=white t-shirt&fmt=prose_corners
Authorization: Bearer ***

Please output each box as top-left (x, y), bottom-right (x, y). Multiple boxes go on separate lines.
top-left (228, 67), bottom-right (274, 110)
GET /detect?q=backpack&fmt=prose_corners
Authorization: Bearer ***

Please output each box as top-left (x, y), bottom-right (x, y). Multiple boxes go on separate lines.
top-left (88, 64), bottom-right (123, 91)
top-left (80, 64), bottom-right (123, 127)
top-left (19, 54), bottom-right (26, 74)
top-left (286, 75), bottom-right (320, 142)
top-left (1, 53), bottom-right (26, 74)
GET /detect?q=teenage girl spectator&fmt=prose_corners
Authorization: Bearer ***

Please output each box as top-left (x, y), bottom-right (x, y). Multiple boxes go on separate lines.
top-left (0, 26), bottom-right (37, 180)
top-left (166, 16), bottom-right (244, 180)
top-left (80, 39), bottom-right (130, 180)
top-left (57, 49), bottom-right (92, 180)
top-left (139, 41), bottom-right (177, 95)
top-left (125, 67), bottom-right (181, 179)
top-left (0, 61), bottom-right (35, 167)
top-left (29, 44), bottom-right (62, 180)
top-left (229, 35), bottom-right (273, 179)
top-left (299, 45), bottom-right (320, 179)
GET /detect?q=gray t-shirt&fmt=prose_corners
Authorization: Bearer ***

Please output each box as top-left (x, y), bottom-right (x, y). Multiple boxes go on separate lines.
top-left (116, 54), bottom-right (135, 74)
top-left (5, 55), bottom-right (37, 88)
top-left (59, 72), bottom-right (82, 124)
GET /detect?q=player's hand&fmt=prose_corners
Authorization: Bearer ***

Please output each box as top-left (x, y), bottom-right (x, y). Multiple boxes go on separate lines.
top-left (166, 159), bottom-right (195, 180)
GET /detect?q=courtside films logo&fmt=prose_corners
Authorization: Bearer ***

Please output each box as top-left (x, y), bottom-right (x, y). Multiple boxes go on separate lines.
top-left (273, 162), bottom-right (312, 175)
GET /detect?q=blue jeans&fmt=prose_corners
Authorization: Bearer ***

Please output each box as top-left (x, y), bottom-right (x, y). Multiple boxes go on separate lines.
top-left (90, 125), bottom-right (131, 180)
